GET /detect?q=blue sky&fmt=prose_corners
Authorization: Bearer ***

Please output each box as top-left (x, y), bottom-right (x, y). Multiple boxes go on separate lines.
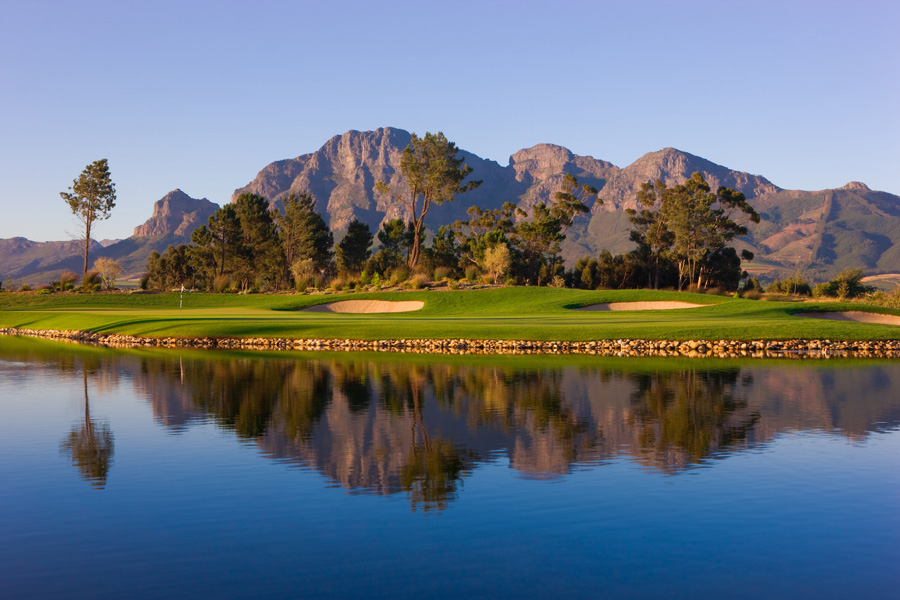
top-left (1, 0), bottom-right (897, 241)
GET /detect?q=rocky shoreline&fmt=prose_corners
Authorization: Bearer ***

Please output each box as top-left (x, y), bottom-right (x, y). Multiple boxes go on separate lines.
top-left (3, 327), bottom-right (900, 359)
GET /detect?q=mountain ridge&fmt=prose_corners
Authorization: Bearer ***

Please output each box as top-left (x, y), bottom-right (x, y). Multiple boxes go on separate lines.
top-left (4, 127), bottom-right (899, 285)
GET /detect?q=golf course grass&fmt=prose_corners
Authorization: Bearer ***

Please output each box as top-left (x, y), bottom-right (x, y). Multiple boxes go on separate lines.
top-left (2, 287), bottom-right (900, 342)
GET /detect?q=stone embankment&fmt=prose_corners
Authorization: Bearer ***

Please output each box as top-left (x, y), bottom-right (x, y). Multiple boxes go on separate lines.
top-left (3, 327), bottom-right (900, 359)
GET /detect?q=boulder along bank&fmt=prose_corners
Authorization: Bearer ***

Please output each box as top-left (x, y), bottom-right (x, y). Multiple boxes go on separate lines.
top-left (3, 327), bottom-right (900, 359)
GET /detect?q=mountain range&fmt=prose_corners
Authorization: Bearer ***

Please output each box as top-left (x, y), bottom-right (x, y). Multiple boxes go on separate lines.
top-left (3, 127), bottom-right (898, 286)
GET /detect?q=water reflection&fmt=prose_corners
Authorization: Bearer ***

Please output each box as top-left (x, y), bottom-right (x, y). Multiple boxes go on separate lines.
top-left (627, 369), bottom-right (760, 469)
top-left (60, 369), bottom-right (114, 488)
top-left (4, 338), bottom-right (900, 509)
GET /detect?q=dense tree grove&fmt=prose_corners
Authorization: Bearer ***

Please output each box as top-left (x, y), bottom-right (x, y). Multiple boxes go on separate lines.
top-left (142, 133), bottom-right (762, 294)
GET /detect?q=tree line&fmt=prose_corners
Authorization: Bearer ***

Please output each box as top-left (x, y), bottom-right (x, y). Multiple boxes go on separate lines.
top-left (48, 135), bottom-right (763, 295)
top-left (144, 132), bottom-right (764, 293)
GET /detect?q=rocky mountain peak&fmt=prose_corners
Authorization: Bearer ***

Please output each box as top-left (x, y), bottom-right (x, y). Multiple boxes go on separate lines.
top-left (841, 181), bottom-right (871, 191)
top-left (600, 147), bottom-right (782, 207)
top-left (133, 190), bottom-right (219, 238)
top-left (232, 127), bottom-right (508, 235)
top-left (509, 144), bottom-right (616, 185)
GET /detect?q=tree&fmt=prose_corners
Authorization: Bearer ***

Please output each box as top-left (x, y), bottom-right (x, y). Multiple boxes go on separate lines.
top-left (552, 173), bottom-right (597, 227)
top-left (511, 174), bottom-right (594, 285)
top-left (812, 268), bottom-right (874, 299)
top-left (480, 243), bottom-right (511, 284)
top-left (276, 192), bottom-right (333, 286)
top-left (93, 257), bottom-right (121, 290)
top-left (451, 203), bottom-right (516, 269)
top-left (368, 218), bottom-right (412, 276)
top-left (632, 173), bottom-right (759, 290)
top-left (187, 226), bottom-right (218, 288)
top-left (628, 182), bottom-right (675, 289)
top-left (232, 193), bottom-right (280, 291)
top-left (206, 204), bottom-right (243, 279)
top-left (60, 159), bottom-right (117, 279)
top-left (336, 219), bottom-right (373, 274)
top-left (148, 245), bottom-right (194, 290)
top-left (376, 132), bottom-right (481, 269)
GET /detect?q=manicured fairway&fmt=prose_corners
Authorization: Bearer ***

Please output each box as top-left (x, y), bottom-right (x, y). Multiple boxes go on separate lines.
top-left (2, 288), bottom-right (900, 341)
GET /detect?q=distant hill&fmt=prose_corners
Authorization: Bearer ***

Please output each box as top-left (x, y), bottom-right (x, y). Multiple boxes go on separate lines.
top-left (1, 190), bottom-right (218, 285)
top-left (4, 129), bottom-right (899, 286)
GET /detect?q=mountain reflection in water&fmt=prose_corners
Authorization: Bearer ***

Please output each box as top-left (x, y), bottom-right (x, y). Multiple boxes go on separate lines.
top-left (5, 339), bottom-right (900, 511)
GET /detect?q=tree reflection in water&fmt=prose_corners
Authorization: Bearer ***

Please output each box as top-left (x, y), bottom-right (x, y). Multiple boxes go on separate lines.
top-left (0, 337), bottom-right (886, 507)
top-left (151, 356), bottom-right (772, 507)
top-left (60, 367), bottom-right (114, 488)
top-left (627, 369), bottom-right (760, 471)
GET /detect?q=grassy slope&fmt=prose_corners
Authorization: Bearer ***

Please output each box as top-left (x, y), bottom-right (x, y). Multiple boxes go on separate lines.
top-left (1, 288), bottom-right (900, 341)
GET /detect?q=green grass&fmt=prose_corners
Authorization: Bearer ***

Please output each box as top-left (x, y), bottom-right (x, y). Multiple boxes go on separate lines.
top-left (2, 287), bottom-right (900, 341)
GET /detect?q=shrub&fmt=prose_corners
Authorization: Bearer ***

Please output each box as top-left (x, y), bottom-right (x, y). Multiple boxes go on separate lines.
top-left (480, 244), bottom-right (511, 284)
top-left (212, 275), bottom-right (230, 293)
top-left (19, 284), bottom-right (32, 292)
top-left (465, 265), bottom-right (479, 283)
top-left (389, 266), bottom-right (411, 287)
top-left (505, 278), bottom-right (516, 287)
top-left (767, 274), bottom-right (811, 296)
top-left (549, 275), bottom-right (566, 288)
top-left (93, 258), bottom-right (121, 290)
top-left (139, 273), bottom-right (150, 290)
top-left (59, 270), bottom-right (79, 289)
top-left (743, 288), bottom-right (762, 300)
top-left (449, 280), bottom-right (460, 291)
top-left (330, 277), bottom-right (346, 292)
top-left (744, 277), bottom-right (764, 292)
top-left (866, 289), bottom-right (900, 310)
top-left (409, 273), bottom-right (430, 290)
top-left (433, 266), bottom-right (453, 281)
top-left (83, 270), bottom-right (102, 290)
top-left (812, 268), bottom-right (874, 299)
top-left (36, 287), bottom-right (52, 295)
top-left (291, 258), bottom-right (316, 289)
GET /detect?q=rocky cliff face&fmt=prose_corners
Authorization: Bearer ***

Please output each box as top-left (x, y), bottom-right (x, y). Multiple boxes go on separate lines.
top-left (133, 189), bottom-right (218, 238)
top-left (233, 128), bottom-right (518, 235)
top-left (233, 129), bottom-right (900, 280)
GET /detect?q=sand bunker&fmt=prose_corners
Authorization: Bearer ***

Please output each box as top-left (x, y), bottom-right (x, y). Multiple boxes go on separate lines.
top-left (794, 311), bottom-right (900, 326)
top-left (304, 300), bottom-right (424, 314)
top-left (574, 301), bottom-right (705, 312)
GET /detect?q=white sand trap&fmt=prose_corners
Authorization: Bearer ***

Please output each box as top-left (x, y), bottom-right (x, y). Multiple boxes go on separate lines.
top-left (304, 300), bottom-right (424, 314)
top-left (794, 311), bottom-right (900, 326)
top-left (575, 301), bottom-right (705, 312)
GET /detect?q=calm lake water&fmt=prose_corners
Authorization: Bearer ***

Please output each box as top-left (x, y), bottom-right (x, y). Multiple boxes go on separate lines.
top-left (1, 336), bottom-right (898, 599)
